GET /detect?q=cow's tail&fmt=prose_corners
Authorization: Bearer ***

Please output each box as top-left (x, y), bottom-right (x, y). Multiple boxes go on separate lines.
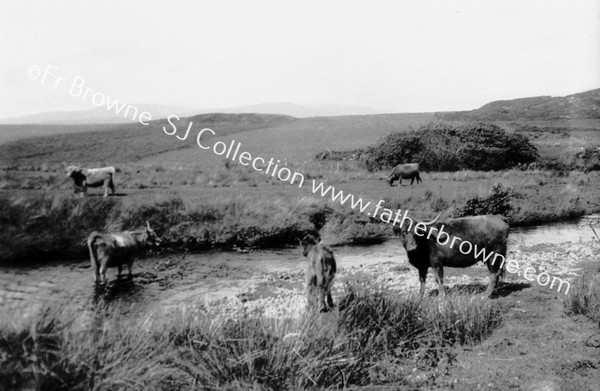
top-left (87, 232), bottom-right (101, 269)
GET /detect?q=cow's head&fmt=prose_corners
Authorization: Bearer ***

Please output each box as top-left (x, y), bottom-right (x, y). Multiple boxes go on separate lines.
top-left (394, 213), bottom-right (442, 252)
top-left (64, 164), bottom-right (82, 178)
top-left (144, 221), bottom-right (162, 247)
top-left (299, 233), bottom-right (320, 257)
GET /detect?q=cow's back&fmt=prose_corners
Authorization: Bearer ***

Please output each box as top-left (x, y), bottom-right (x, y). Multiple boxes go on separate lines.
top-left (93, 233), bottom-right (139, 267)
top-left (393, 163), bottom-right (419, 176)
top-left (308, 244), bottom-right (336, 284)
top-left (427, 215), bottom-right (509, 268)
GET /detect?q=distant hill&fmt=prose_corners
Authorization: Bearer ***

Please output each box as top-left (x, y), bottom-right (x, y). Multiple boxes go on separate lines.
top-left (0, 103), bottom-right (384, 125)
top-left (436, 88), bottom-right (600, 121)
top-left (0, 104), bottom-right (202, 125)
top-left (0, 113), bottom-right (297, 166)
top-left (201, 102), bottom-right (385, 117)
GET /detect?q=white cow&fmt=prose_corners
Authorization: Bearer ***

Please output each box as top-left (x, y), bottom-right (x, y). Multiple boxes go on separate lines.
top-left (64, 163), bottom-right (116, 197)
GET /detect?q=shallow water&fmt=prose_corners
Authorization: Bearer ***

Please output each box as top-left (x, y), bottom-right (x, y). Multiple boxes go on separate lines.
top-left (510, 215), bottom-right (599, 246)
top-left (1, 216), bottom-right (597, 320)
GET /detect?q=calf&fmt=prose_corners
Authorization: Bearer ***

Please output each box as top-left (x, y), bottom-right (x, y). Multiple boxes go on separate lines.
top-left (64, 163), bottom-right (116, 197)
top-left (87, 221), bottom-right (161, 283)
top-left (300, 234), bottom-right (337, 312)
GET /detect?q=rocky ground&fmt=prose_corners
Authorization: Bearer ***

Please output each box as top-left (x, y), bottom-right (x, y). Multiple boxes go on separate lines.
top-left (199, 240), bottom-right (598, 320)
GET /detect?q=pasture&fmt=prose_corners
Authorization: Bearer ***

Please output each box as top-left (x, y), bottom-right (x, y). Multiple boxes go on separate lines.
top-left (1, 113), bottom-right (600, 390)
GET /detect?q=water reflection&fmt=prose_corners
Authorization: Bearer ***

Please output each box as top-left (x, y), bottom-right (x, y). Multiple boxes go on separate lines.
top-left (510, 216), bottom-right (599, 246)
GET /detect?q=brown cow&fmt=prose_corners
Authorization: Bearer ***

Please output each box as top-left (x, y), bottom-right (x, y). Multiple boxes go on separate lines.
top-left (395, 214), bottom-right (509, 298)
top-left (388, 163), bottom-right (421, 186)
top-left (87, 221), bottom-right (161, 283)
top-left (300, 233), bottom-right (337, 312)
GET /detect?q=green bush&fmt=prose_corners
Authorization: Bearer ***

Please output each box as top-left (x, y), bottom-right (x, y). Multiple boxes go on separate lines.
top-left (365, 122), bottom-right (538, 171)
top-left (455, 184), bottom-right (515, 218)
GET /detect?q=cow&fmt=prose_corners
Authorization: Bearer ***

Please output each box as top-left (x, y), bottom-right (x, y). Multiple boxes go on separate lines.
top-left (394, 214), bottom-right (509, 298)
top-left (87, 221), bottom-right (161, 283)
top-left (300, 233), bottom-right (337, 312)
top-left (388, 163), bottom-right (421, 186)
top-left (64, 163), bottom-right (116, 197)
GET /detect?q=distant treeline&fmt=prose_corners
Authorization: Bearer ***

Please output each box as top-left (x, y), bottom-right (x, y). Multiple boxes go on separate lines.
top-left (317, 122), bottom-right (539, 172)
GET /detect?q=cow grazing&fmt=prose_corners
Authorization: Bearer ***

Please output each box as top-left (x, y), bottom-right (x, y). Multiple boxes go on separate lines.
top-left (388, 163), bottom-right (421, 186)
top-left (395, 214), bottom-right (509, 298)
top-left (87, 221), bottom-right (161, 283)
top-left (300, 234), bottom-right (337, 312)
top-left (64, 163), bottom-right (116, 197)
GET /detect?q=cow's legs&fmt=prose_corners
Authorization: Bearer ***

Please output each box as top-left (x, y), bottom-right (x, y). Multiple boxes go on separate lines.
top-left (433, 266), bottom-right (445, 296)
top-left (326, 291), bottom-right (334, 309)
top-left (485, 271), bottom-right (501, 298)
top-left (418, 267), bottom-right (428, 295)
top-left (117, 265), bottom-right (122, 278)
top-left (410, 177), bottom-right (415, 185)
top-left (126, 261), bottom-right (134, 279)
top-left (109, 180), bottom-right (115, 196)
top-left (99, 264), bottom-right (107, 283)
top-left (416, 174), bottom-right (422, 184)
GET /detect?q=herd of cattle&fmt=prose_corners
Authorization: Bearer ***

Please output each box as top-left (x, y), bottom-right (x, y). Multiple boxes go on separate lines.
top-left (64, 162), bottom-right (509, 312)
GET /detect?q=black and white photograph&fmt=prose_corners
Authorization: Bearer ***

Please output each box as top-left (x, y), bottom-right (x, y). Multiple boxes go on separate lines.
top-left (1, 1), bottom-right (599, 390)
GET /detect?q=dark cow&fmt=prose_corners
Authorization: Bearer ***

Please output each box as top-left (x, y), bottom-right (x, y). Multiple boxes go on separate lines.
top-left (64, 163), bottom-right (116, 197)
top-left (388, 163), bottom-right (421, 186)
top-left (395, 214), bottom-right (509, 297)
top-left (300, 233), bottom-right (337, 312)
top-left (87, 221), bottom-right (161, 283)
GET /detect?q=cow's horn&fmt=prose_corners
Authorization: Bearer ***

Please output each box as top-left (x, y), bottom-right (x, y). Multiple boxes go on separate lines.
top-left (422, 212), bottom-right (442, 226)
top-left (146, 220), bottom-right (151, 229)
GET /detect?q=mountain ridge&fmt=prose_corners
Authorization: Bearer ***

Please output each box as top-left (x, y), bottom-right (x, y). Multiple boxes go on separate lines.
top-left (435, 88), bottom-right (600, 121)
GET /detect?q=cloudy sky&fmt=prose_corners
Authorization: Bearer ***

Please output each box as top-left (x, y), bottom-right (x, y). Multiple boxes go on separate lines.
top-left (1, 0), bottom-right (598, 118)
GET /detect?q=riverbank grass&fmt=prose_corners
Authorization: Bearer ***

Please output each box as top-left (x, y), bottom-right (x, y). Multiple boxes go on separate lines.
top-left (0, 280), bottom-right (502, 390)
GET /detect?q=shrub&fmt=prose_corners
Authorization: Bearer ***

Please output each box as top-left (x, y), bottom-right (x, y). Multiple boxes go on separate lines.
top-left (365, 122), bottom-right (538, 171)
top-left (560, 147), bottom-right (600, 172)
top-left (455, 184), bottom-right (515, 218)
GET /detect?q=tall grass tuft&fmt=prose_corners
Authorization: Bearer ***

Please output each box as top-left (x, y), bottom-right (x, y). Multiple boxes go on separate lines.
top-left (564, 264), bottom-right (600, 324)
top-left (1, 280), bottom-right (503, 390)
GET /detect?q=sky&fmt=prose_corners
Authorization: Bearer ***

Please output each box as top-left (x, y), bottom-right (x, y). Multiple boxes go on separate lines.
top-left (1, 0), bottom-right (599, 119)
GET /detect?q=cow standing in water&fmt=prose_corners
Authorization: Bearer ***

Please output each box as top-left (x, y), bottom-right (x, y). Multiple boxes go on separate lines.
top-left (300, 234), bottom-right (337, 312)
top-left (87, 221), bottom-right (161, 283)
top-left (64, 163), bottom-right (116, 197)
top-left (388, 163), bottom-right (421, 186)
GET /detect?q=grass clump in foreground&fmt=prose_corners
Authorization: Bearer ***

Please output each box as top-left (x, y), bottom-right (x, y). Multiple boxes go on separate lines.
top-left (564, 263), bottom-right (600, 324)
top-left (0, 280), bottom-right (502, 390)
